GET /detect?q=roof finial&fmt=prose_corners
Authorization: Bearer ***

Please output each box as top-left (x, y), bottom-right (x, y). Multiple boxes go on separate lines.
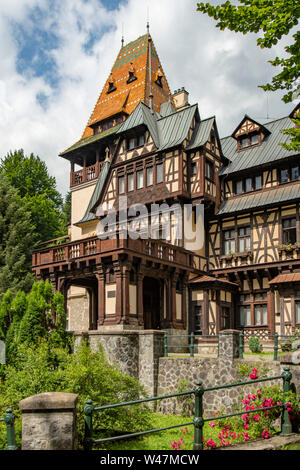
top-left (121, 22), bottom-right (124, 48)
top-left (147, 6), bottom-right (150, 35)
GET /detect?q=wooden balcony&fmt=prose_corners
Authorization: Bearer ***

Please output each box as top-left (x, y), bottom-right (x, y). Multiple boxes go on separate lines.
top-left (32, 235), bottom-right (207, 274)
top-left (70, 161), bottom-right (104, 187)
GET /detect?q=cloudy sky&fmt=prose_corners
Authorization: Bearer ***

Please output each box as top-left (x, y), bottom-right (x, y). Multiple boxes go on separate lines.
top-left (0, 0), bottom-right (297, 196)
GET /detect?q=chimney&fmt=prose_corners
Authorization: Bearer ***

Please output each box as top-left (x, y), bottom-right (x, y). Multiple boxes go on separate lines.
top-left (173, 87), bottom-right (190, 110)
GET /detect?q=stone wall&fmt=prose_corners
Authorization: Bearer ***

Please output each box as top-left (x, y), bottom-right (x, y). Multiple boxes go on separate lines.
top-left (75, 329), bottom-right (300, 416)
top-left (74, 330), bottom-right (164, 396)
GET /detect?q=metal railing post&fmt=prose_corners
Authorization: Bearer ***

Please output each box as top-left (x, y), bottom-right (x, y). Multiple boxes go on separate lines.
top-left (84, 399), bottom-right (95, 451)
top-left (239, 332), bottom-right (244, 359)
top-left (190, 333), bottom-right (195, 358)
top-left (164, 333), bottom-right (168, 357)
top-left (4, 408), bottom-right (17, 450)
top-left (281, 367), bottom-right (292, 436)
top-left (273, 332), bottom-right (279, 361)
top-left (193, 382), bottom-right (204, 451)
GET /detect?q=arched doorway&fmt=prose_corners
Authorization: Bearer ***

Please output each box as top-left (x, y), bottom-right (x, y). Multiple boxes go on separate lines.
top-left (143, 277), bottom-right (162, 329)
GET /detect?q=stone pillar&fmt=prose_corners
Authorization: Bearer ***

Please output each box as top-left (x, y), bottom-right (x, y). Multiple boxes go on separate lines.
top-left (139, 331), bottom-right (165, 397)
top-left (19, 392), bottom-right (78, 450)
top-left (218, 329), bottom-right (240, 362)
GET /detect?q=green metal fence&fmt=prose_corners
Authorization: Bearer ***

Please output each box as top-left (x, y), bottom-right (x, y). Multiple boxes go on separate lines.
top-left (0, 409), bottom-right (17, 450)
top-left (163, 333), bottom-right (219, 358)
top-left (83, 366), bottom-right (293, 451)
top-left (239, 332), bottom-right (299, 360)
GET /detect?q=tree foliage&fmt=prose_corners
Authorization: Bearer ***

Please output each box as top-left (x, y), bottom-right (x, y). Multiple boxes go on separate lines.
top-left (0, 150), bottom-right (68, 244)
top-left (0, 280), bottom-right (69, 360)
top-left (197, 0), bottom-right (300, 149)
top-left (0, 177), bottom-right (35, 298)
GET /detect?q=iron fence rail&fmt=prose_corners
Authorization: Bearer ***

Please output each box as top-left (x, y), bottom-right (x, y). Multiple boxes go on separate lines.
top-left (239, 332), bottom-right (299, 360)
top-left (164, 333), bottom-right (219, 358)
top-left (84, 367), bottom-right (293, 451)
top-left (163, 331), bottom-right (298, 360)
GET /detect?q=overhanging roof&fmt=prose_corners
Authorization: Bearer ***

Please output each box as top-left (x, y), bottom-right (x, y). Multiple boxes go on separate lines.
top-left (219, 115), bottom-right (297, 176)
top-left (217, 182), bottom-right (300, 216)
top-left (269, 273), bottom-right (300, 285)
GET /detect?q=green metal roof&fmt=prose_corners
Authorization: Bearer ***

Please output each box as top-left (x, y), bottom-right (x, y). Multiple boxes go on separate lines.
top-left (159, 101), bottom-right (176, 117)
top-left (60, 124), bottom-right (122, 156)
top-left (186, 116), bottom-right (215, 151)
top-left (217, 182), bottom-right (300, 216)
top-left (219, 116), bottom-right (297, 176)
top-left (117, 102), bottom-right (159, 147)
top-left (75, 159), bottom-right (111, 225)
top-left (117, 101), bottom-right (199, 151)
top-left (157, 104), bottom-right (198, 150)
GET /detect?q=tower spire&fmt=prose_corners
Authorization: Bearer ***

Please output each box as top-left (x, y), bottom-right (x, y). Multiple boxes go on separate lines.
top-left (121, 23), bottom-right (124, 48)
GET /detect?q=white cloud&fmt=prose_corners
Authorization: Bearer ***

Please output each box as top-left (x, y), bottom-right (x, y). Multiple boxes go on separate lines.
top-left (0, 0), bottom-right (297, 196)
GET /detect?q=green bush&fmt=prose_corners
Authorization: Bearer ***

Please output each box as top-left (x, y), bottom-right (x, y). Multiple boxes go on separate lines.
top-left (249, 336), bottom-right (263, 354)
top-left (0, 340), bottom-right (151, 449)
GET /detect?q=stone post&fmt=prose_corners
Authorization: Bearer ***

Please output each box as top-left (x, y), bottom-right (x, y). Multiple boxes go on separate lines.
top-left (139, 331), bottom-right (165, 397)
top-left (218, 329), bottom-right (240, 362)
top-left (19, 392), bottom-right (78, 450)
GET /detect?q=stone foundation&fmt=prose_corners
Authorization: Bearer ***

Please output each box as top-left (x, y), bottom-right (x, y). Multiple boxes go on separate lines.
top-left (74, 329), bottom-right (164, 396)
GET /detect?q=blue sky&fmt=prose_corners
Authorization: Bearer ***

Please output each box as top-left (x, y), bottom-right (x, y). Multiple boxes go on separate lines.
top-left (0, 0), bottom-right (297, 195)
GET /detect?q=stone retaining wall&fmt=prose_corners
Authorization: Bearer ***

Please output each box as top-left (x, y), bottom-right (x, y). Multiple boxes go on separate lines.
top-left (74, 329), bottom-right (164, 396)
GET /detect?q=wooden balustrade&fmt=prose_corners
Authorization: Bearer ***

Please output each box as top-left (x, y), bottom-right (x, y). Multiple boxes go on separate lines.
top-left (32, 234), bottom-right (207, 273)
top-left (70, 161), bottom-right (104, 187)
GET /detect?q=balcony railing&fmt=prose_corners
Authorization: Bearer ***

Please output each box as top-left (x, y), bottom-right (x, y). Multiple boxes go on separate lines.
top-left (70, 162), bottom-right (104, 187)
top-left (32, 235), bottom-right (207, 273)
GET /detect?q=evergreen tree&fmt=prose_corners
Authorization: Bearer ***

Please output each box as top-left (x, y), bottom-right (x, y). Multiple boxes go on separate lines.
top-left (0, 176), bottom-right (35, 298)
top-left (0, 150), bottom-right (67, 244)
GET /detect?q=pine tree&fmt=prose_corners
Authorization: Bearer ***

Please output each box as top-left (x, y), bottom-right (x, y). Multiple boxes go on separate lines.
top-left (0, 176), bottom-right (35, 297)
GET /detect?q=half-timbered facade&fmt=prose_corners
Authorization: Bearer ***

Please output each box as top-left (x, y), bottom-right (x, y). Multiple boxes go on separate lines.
top-left (31, 32), bottom-right (300, 338)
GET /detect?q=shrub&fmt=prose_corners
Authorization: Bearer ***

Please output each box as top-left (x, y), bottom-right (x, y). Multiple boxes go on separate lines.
top-left (249, 336), bottom-right (263, 354)
top-left (0, 340), bottom-right (151, 449)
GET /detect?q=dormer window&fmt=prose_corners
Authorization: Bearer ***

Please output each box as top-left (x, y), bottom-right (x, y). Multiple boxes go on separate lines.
top-left (127, 62), bottom-right (137, 84)
top-left (155, 67), bottom-right (163, 88)
top-left (107, 73), bottom-right (116, 94)
top-left (239, 132), bottom-right (260, 149)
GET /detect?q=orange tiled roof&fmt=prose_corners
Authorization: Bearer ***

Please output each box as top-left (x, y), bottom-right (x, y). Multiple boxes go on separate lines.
top-left (80, 33), bottom-right (174, 140)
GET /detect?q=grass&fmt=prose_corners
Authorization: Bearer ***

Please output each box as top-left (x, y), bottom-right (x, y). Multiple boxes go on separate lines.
top-left (91, 412), bottom-right (252, 451)
top-left (94, 413), bottom-right (195, 451)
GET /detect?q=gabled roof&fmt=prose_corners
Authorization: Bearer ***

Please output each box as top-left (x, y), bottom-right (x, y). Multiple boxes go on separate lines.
top-left (187, 116), bottom-right (214, 150)
top-left (160, 100), bottom-right (176, 117)
top-left (117, 102), bottom-right (199, 151)
top-left (217, 181), bottom-right (300, 216)
top-left (116, 101), bottom-right (159, 148)
top-left (231, 114), bottom-right (270, 139)
top-left (157, 104), bottom-right (198, 150)
top-left (219, 115), bottom-right (297, 176)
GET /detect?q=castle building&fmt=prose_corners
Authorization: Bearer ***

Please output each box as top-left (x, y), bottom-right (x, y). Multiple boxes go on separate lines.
top-left (32, 32), bottom-right (300, 339)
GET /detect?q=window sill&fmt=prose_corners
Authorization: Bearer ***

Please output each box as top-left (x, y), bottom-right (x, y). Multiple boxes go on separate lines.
top-left (277, 244), bottom-right (300, 253)
top-left (221, 251), bottom-right (253, 260)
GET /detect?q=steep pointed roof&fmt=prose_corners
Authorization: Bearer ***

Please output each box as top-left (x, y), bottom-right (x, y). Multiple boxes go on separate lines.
top-left (81, 33), bottom-right (173, 140)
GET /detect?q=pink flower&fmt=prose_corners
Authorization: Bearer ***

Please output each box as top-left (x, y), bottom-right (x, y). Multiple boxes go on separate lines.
top-left (206, 439), bottom-right (217, 449)
top-left (250, 368), bottom-right (258, 380)
top-left (244, 433), bottom-right (249, 441)
top-left (262, 428), bottom-right (271, 439)
top-left (209, 421), bottom-right (216, 428)
top-left (253, 414), bottom-right (260, 422)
